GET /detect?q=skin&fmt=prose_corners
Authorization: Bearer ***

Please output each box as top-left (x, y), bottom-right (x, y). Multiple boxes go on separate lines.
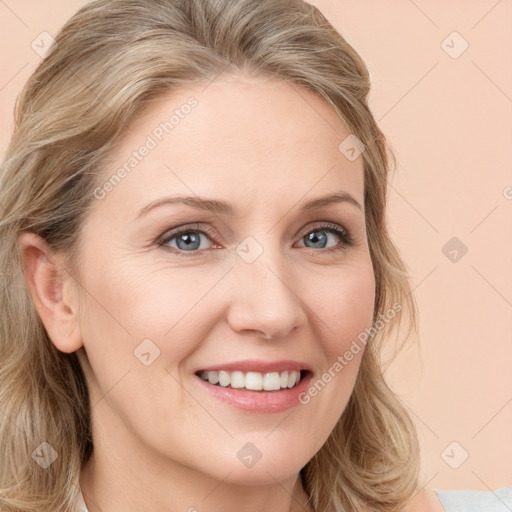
top-left (18, 75), bottom-right (443, 512)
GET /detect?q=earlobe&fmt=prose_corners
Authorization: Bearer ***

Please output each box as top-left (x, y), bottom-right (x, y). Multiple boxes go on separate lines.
top-left (17, 232), bottom-right (83, 353)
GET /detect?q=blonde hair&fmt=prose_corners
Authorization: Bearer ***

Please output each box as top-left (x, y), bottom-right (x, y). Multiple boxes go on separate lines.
top-left (0, 1), bottom-right (422, 510)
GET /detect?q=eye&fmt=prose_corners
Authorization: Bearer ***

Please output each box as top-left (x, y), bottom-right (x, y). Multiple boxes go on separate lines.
top-left (156, 223), bottom-right (216, 255)
top-left (295, 222), bottom-right (354, 254)
top-left (156, 221), bottom-right (355, 256)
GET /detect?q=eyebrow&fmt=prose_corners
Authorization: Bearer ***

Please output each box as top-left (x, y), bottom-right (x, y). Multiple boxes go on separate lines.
top-left (135, 191), bottom-right (363, 220)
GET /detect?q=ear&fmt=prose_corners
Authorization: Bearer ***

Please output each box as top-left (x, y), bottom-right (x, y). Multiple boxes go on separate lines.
top-left (17, 232), bottom-right (83, 353)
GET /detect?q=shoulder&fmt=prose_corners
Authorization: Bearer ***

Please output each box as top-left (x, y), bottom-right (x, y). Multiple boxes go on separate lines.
top-left (432, 486), bottom-right (512, 512)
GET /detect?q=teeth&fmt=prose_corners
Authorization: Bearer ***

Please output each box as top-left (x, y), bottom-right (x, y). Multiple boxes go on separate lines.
top-left (207, 371), bottom-right (219, 385)
top-left (218, 370), bottom-right (230, 387)
top-left (245, 372), bottom-right (263, 390)
top-left (230, 371), bottom-right (245, 389)
top-left (199, 370), bottom-right (302, 391)
top-left (263, 372), bottom-right (281, 391)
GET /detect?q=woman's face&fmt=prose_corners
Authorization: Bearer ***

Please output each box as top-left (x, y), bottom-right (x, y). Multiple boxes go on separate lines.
top-left (73, 75), bottom-right (375, 484)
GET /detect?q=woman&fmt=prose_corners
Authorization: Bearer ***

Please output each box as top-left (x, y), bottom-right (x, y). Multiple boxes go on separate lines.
top-left (0, 1), bottom-right (510, 511)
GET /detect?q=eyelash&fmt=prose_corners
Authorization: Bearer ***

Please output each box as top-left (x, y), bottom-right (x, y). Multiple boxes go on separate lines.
top-left (156, 222), bottom-right (355, 258)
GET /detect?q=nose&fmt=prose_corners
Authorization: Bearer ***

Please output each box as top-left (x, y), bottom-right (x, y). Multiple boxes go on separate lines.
top-left (226, 244), bottom-right (308, 341)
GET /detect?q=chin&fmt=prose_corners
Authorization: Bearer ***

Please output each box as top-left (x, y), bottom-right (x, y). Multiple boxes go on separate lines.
top-left (214, 464), bottom-right (305, 486)
top-left (200, 443), bottom-right (311, 485)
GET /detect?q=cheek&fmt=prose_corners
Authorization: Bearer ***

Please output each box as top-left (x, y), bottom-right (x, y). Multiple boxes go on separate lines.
top-left (324, 261), bottom-right (375, 391)
top-left (295, 259), bottom-right (375, 446)
top-left (312, 259), bottom-right (376, 356)
top-left (77, 255), bottom-right (227, 376)
top-left (75, 260), bottom-right (214, 442)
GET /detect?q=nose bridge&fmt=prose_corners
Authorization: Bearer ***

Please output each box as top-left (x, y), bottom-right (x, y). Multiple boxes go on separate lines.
top-left (228, 234), bottom-right (306, 338)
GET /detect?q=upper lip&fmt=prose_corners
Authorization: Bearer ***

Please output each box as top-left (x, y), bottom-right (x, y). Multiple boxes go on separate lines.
top-left (196, 359), bottom-right (313, 374)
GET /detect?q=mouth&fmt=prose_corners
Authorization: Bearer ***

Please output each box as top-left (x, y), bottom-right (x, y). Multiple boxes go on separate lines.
top-left (194, 369), bottom-right (310, 392)
top-left (192, 359), bottom-right (314, 413)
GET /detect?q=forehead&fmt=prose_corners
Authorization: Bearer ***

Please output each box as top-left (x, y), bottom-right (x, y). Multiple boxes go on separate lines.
top-left (94, 75), bottom-right (365, 217)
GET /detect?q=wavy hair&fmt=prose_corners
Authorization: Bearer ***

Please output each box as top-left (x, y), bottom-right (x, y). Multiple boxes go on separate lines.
top-left (0, 1), bottom-right (422, 510)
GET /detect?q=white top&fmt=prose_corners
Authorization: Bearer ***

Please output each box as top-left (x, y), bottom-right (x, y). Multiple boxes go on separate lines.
top-left (434, 486), bottom-right (512, 511)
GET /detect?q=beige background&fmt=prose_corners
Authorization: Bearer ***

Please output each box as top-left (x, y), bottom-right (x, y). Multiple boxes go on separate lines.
top-left (1, 0), bottom-right (511, 491)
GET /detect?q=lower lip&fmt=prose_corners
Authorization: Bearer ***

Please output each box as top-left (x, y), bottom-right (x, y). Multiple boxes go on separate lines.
top-left (194, 371), bottom-right (313, 413)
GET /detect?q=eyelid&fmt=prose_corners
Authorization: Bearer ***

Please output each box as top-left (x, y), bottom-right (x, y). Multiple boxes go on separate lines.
top-left (156, 223), bottom-right (216, 245)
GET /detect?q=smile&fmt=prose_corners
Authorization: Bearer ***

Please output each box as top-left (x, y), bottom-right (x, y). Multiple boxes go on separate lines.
top-left (196, 369), bottom-right (303, 391)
